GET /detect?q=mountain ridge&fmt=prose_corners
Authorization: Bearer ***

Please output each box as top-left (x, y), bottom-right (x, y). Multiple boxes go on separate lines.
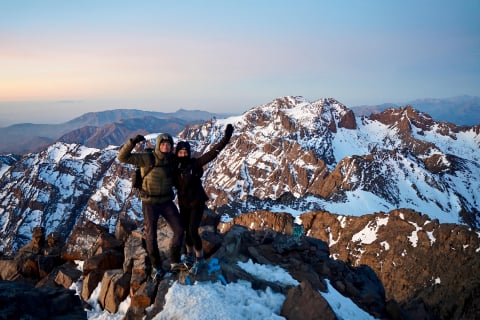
top-left (0, 95), bottom-right (479, 319)
top-left (0, 95), bottom-right (478, 253)
top-left (0, 109), bottom-right (232, 155)
top-left (186, 97), bottom-right (479, 227)
top-left (352, 95), bottom-right (480, 126)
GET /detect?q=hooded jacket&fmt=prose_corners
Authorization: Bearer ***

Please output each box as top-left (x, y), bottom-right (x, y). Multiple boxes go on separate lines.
top-left (174, 133), bottom-right (231, 207)
top-left (118, 133), bottom-right (175, 204)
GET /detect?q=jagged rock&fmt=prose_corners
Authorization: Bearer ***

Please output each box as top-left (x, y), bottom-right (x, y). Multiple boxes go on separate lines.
top-left (115, 218), bottom-right (138, 243)
top-left (0, 258), bottom-right (19, 281)
top-left (211, 224), bottom-right (388, 317)
top-left (38, 255), bottom-right (58, 278)
top-left (298, 208), bottom-right (480, 319)
top-left (198, 229), bottom-right (223, 258)
top-left (123, 231), bottom-right (150, 294)
top-left (16, 226), bottom-right (45, 257)
top-left (93, 232), bottom-right (124, 254)
top-left (0, 227), bottom-right (67, 284)
top-left (54, 264), bottom-right (83, 289)
top-left (281, 281), bottom-right (336, 320)
top-left (81, 269), bottom-right (104, 301)
top-left (130, 280), bottom-right (157, 309)
top-left (144, 278), bottom-right (171, 320)
top-left (338, 108), bottom-right (357, 129)
top-left (2, 207), bottom-right (478, 320)
top-left (124, 307), bottom-right (145, 320)
top-left (220, 210), bottom-right (294, 235)
top-left (82, 249), bottom-right (124, 274)
top-left (200, 208), bottom-right (222, 232)
top-left (34, 261), bottom-right (81, 289)
top-left (123, 231), bottom-right (146, 274)
top-left (62, 220), bottom-right (111, 261)
top-left (0, 280), bottom-right (87, 319)
top-left (98, 269), bottom-right (131, 313)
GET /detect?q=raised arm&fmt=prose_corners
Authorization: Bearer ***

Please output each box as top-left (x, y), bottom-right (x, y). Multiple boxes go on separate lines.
top-left (117, 134), bottom-right (150, 166)
top-left (197, 124), bottom-right (234, 166)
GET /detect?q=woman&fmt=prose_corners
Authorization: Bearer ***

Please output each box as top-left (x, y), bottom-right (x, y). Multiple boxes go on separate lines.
top-left (174, 124), bottom-right (233, 274)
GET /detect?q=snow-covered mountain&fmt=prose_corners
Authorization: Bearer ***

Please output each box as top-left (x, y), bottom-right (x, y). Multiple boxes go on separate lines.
top-left (0, 96), bottom-right (479, 255)
top-left (352, 95), bottom-right (480, 126)
top-left (182, 96), bottom-right (479, 226)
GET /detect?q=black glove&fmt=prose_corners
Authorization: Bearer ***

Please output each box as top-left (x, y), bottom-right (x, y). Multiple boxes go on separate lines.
top-left (224, 124), bottom-right (234, 140)
top-left (131, 134), bottom-right (146, 144)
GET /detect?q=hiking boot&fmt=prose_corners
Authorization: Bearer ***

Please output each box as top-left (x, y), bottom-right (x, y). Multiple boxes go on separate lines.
top-left (151, 267), bottom-right (165, 282)
top-left (190, 258), bottom-right (205, 275)
top-left (184, 253), bottom-right (195, 269)
top-left (170, 262), bottom-right (189, 272)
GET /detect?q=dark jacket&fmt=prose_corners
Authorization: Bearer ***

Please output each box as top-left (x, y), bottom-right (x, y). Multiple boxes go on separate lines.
top-left (118, 134), bottom-right (175, 204)
top-left (174, 135), bottom-right (230, 207)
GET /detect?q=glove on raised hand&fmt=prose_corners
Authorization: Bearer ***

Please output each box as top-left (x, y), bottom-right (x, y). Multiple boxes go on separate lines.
top-left (224, 124), bottom-right (234, 140)
top-left (131, 134), bottom-right (146, 144)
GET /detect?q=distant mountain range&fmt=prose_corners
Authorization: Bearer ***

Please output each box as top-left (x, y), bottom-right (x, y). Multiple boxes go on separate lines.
top-left (0, 96), bottom-right (478, 155)
top-left (352, 95), bottom-right (480, 126)
top-left (1, 95), bottom-right (478, 254)
top-left (0, 109), bottom-right (232, 155)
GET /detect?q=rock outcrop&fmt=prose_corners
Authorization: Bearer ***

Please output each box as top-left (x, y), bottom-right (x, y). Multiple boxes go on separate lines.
top-left (225, 209), bottom-right (480, 319)
top-left (2, 208), bottom-right (478, 319)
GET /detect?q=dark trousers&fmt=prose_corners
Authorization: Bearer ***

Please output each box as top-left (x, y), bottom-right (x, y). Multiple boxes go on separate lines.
top-left (179, 204), bottom-right (205, 252)
top-left (142, 201), bottom-right (184, 269)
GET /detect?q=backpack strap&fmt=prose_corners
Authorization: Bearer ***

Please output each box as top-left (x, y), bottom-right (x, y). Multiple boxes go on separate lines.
top-left (141, 152), bottom-right (156, 180)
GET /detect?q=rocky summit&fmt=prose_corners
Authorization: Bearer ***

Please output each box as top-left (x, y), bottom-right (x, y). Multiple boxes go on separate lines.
top-left (0, 96), bottom-right (479, 319)
top-left (184, 96), bottom-right (479, 227)
top-left (0, 209), bottom-right (478, 319)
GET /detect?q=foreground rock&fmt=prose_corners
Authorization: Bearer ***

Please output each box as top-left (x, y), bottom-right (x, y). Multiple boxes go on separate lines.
top-left (1, 208), bottom-right (478, 319)
top-left (224, 209), bottom-right (480, 319)
top-left (0, 280), bottom-right (87, 319)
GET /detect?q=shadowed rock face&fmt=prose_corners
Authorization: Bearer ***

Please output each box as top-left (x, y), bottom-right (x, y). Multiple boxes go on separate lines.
top-left (220, 209), bottom-right (480, 319)
top-left (1, 208), bottom-right (478, 320)
top-left (298, 209), bottom-right (480, 319)
top-left (0, 280), bottom-right (87, 320)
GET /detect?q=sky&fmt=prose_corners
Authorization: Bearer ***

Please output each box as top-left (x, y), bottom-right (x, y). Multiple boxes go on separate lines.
top-left (77, 258), bottom-right (377, 320)
top-left (1, 0), bottom-right (479, 126)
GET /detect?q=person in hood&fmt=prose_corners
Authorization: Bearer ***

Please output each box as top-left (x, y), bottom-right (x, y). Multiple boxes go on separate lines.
top-left (174, 124), bottom-right (234, 274)
top-left (118, 133), bottom-right (185, 281)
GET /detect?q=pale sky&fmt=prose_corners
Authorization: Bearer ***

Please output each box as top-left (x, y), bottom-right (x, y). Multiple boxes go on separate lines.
top-left (1, 0), bottom-right (479, 126)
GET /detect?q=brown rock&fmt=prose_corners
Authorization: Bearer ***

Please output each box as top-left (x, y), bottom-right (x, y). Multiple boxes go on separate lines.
top-left (130, 280), bottom-right (157, 309)
top-left (98, 269), bottom-right (130, 313)
top-left (0, 258), bottom-right (19, 280)
top-left (81, 269), bottom-right (104, 301)
top-left (281, 281), bottom-right (336, 320)
top-left (54, 265), bottom-right (82, 289)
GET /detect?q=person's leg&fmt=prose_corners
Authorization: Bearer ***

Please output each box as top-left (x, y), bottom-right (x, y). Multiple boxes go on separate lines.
top-left (142, 202), bottom-right (162, 269)
top-left (189, 204), bottom-right (206, 275)
top-left (179, 205), bottom-right (194, 250)
top-left (190, 204), bottom-right (205, 260)
top-left (180, 205), bottom-right (195, 267)
top-left (160, 201), bottom-right (185, 264)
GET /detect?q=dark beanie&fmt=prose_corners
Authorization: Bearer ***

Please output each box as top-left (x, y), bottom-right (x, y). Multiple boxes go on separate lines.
top-left (176, 141), bottom-right (191, 157)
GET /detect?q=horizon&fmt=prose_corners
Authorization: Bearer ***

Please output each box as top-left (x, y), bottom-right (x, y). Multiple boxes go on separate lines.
top-left (1, 1), bottom-right (479, 126)
top-left (1, 94), bottom-right (478, 128)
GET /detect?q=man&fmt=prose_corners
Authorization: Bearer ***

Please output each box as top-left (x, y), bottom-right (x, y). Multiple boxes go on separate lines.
top-left (118, 133), bottom-right (185, 281)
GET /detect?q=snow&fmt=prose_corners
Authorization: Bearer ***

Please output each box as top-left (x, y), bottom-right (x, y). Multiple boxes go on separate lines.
top-left (238, 259), bottom-right (299, 286)
top-left (352, 217), bottom-right (389, 245)
top-left (74, 259), bottom-right (379, 320)
top-left (208, 100), bottom-right (480, 227)
top-left (321, 279), bottom-right (377, 320)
